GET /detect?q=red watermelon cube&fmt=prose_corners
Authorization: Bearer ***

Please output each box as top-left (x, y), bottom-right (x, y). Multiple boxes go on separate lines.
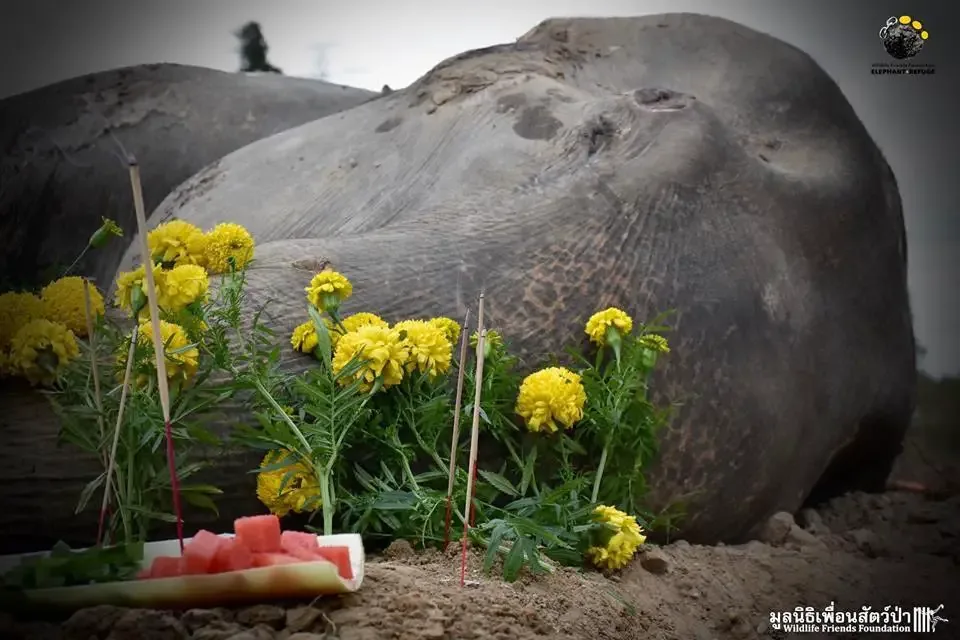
top-left (148, 555), bottom-right (185, 579)
top-left (280, 530), bottom-right (321, 561)
top-left (251, 552), bottom-right (301, 568)
top-left (210, 537), bottom-right (254, 574)
top-left (234, 515), bottom-right (282, 553)
top-left (183, 529), bottom-right (222, 574)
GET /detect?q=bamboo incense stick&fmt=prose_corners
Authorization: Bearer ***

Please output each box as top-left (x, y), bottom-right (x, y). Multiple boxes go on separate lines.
top-left (98, 325), bottom-right (137, 546)
top-left (128, 158), bottom-right (185, 552)
top-left (460, 293), bottom-right (486, 587)
top-left (443, 309), bottom-right (470, 551)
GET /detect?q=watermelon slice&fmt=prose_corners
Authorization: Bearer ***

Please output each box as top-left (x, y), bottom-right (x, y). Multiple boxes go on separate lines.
top-left (183, 530), bottom-right (222, 574)
top-left (315, 546), bottom-right (354, 580)
top-left (209, 536), bottom-right (254, 574)
top-left (148, 555), bottom-right (185, 579)
top-left (234, 515), bottom-right (281, 553)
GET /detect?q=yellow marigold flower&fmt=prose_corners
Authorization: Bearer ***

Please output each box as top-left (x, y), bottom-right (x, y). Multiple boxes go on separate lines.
top-left (9, 319), bottom-right (80, 386)
top-left (291, 321), bottom-right (319, 354)
top-left (203, 222), bottom-right (255, 274)
top-left (114, 265), bottom-right (164, 318)
top-left (332, 324), bottom-right (409, 392)
top-left (40, 276), bottom-right (104, 337)
top-left (328, 312), bottom-right (388, 348)
top-left (586, 505), bottom-right (646, 571)
top-left (157, 264), bottom-right (209, 312)
top-left (137, 320), bottom-right (199, 383)
top-left (429, 317), bottom-right (461, 345)
top-left (305, 269), bottom-right (352, 311)
top-left (147, 220), bottom-right (206, 267)
top-left (342, 312), bottom-right (387, 332)
top-left (256, 449), bottom-right (321, 517)
top-left (515, 366), bottom-right (586, 433)
top-left (395, 319), bottom-right (453, 376)
top-left (585, 307), bottom-right (634, 346)
top-left (639, 333), bottom-right (670, 353)
top-left (0, 291), bottom-right (46, 348)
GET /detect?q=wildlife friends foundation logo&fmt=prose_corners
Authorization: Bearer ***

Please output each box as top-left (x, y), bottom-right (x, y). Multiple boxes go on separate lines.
top-left (767, 602), bottom-right (949, 634)
top-left (872, 14), bottom-right (935, 75)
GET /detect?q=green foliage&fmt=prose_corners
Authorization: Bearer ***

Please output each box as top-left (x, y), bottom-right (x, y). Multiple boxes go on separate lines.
top-left (0, 541), bottom-right (143, 590)
top-left (45, 265), bottom-right (263, 546)
top-left (236, 296), bottom-right (679, 582)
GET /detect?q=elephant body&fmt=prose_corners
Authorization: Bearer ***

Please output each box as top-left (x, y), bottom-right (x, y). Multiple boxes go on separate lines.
top-left (0, 14), bottom-right (915, 550)
top-left (0, 63), bottom-right (376, 289)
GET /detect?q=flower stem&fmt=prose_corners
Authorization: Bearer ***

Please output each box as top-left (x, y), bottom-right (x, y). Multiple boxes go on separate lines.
top-left (591, 439), bottom-right (610, 504)
top-left (62, 245), bottom-right (90, 277)
top-left (319, 471), bottom-right (334, 536)
top-left (252, 377), bottom-right (312, 454)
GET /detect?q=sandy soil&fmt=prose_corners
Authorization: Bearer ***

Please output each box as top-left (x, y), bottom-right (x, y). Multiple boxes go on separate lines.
top-left (3, 411), bottom-right (958, 640)
top-left (2, 487), bottom-right (956, 640)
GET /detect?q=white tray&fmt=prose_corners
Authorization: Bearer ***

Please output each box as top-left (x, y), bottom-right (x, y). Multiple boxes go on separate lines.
top-left (0, 532), bottom-right (364, 609)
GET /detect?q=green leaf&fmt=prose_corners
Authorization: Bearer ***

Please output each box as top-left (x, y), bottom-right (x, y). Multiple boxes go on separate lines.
top-left (182, 491), bottom-right (219, 516)
top-left (477, 470), bottom-right (518, 497)
top-left (502, 538), bottom-right (527, 582)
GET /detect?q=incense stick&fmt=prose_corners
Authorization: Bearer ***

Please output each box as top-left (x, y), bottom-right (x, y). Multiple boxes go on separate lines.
top-left (98, 325), bottom-right (137, 546)
top-left (128, 158), bottom-right (185, 552)
top-left (460, 293), bottom-right (486, 586)
top-left (443, 309), bottom-right (470, 551)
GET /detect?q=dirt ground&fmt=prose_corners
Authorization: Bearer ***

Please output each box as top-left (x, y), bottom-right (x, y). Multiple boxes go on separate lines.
top-left (3, 414), bottom-right (958, 640)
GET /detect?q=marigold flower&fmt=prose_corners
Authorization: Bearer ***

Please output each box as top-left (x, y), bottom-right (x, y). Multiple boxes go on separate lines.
top-left (429, 317), bottom-right (461, 345)
top-left (515, 366), bottom-right (586, 433)
top-left (40, 276), bottom-right (104, 337)
top-left (585, 307), bottom-right (634, 346)
top-left (586, 505), bottom-right (646, 571)
top-left (137, 320), bottom-right (199, 383)
top-left (203, 222), bottom-right (255, 274)
top-left (290, 321), bottom-right (319, 354)
top-left (256, 450), bottom-right (321, 517)
top-left (0, 291), bottom-right (46, 348)
top-left (9, 319), bottom-right (80, 386)
top-left (332, 324), bottom-right (409, 392)
top-left (157, 264), bottom-right (209, 312)
top-left (395, 319), bottom-right (453, 376)
top-left (639, 333), bottom-right (670, 353)
top-left (147, 220), bottom-right (206, 267)
top-left (305, 269), bottom-right (352, 312)
top-left (114, 265), bottom-right (164, 318)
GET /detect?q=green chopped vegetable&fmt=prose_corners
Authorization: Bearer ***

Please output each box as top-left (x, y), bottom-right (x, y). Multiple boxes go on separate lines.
top-left (0, 541), bottom-right (144, 590)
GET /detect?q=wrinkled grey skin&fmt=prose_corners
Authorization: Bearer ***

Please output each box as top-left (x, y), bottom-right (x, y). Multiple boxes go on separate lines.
top-left (0, 14), bottom-right (915, 551)
top-left (0, 64), bottom-right (376, 289)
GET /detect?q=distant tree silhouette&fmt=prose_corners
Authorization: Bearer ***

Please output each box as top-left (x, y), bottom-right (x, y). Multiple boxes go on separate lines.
top-left (236, 21), bottom-right (282, 74)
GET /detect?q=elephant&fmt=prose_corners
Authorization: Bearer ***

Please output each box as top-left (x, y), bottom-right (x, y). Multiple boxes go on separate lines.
top-left (0, 13), bottom-right (915, 551)
top-left (0, 63), bottom-right (377, 290)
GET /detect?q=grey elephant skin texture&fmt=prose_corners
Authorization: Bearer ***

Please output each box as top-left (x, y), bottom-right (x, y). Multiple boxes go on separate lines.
top-left (1, 13), bottom-right (915, 551)
top-left (0, 64), bottom-right (377, 289)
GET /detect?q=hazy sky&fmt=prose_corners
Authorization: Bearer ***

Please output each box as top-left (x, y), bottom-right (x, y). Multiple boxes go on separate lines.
top-left (2, 0), bottom-right (957, 376)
